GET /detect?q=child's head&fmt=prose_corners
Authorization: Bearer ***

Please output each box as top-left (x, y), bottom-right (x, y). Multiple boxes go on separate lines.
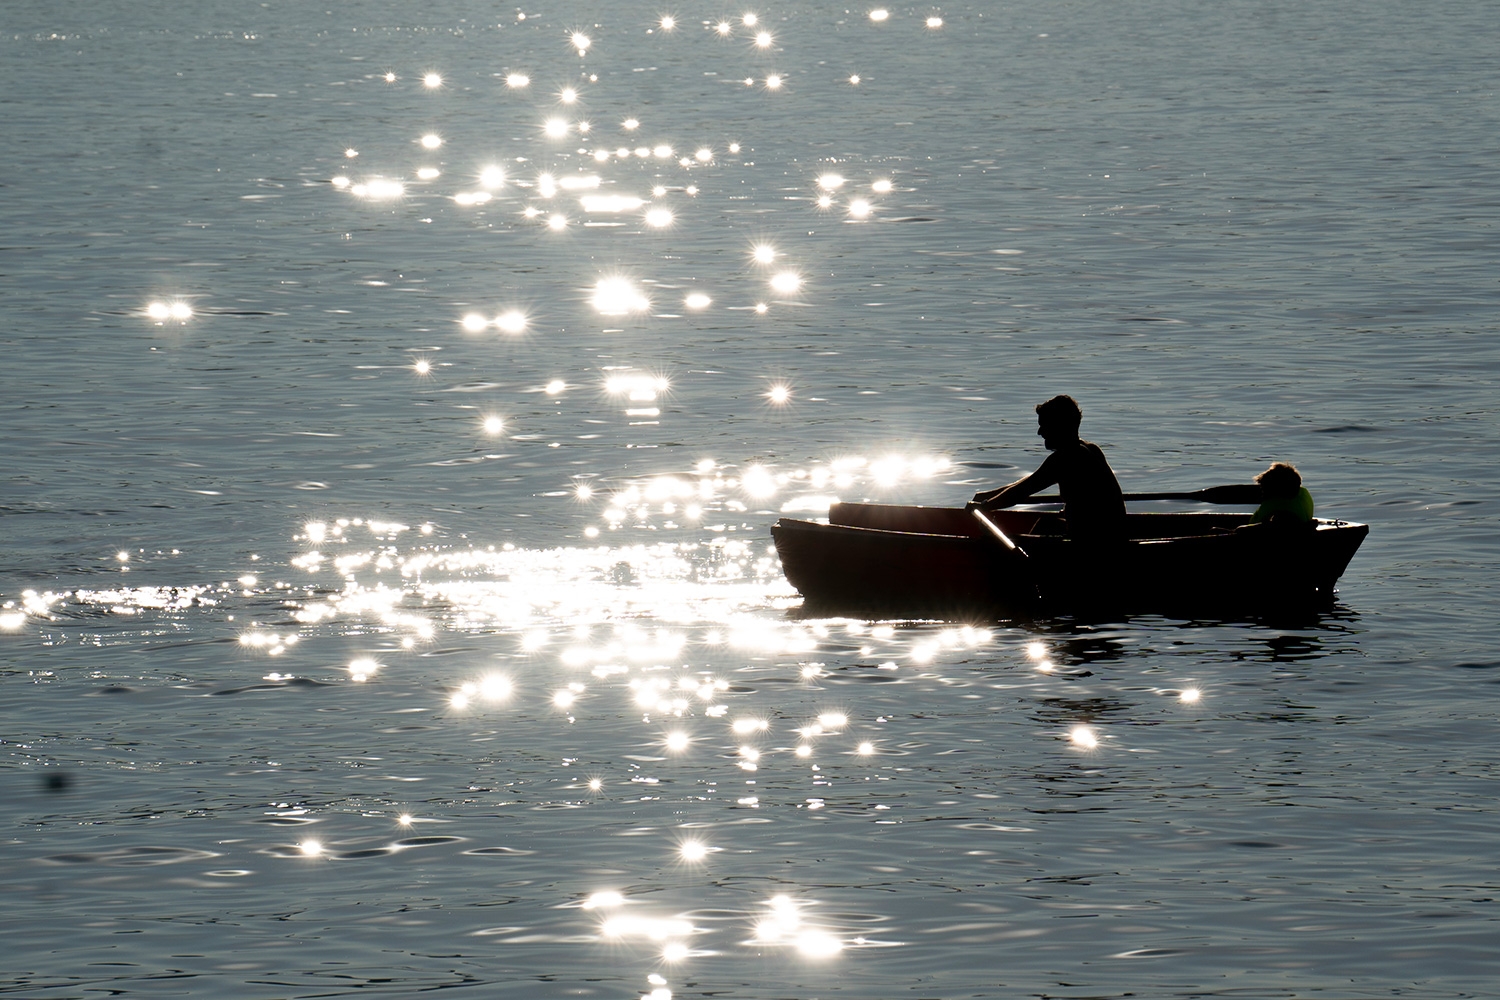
top-left (1256, 462), bottom-right (1302, 499)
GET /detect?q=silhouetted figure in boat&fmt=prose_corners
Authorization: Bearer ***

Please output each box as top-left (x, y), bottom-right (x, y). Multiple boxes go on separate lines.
top-left (969, 395), bottom-right (1127, 541)
top-left (1249, 462), bottom-right (1314, 526)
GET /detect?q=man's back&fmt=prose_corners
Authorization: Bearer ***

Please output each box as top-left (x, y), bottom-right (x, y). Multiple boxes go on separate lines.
top-left (1036, 439), bottom-right (1126, 540)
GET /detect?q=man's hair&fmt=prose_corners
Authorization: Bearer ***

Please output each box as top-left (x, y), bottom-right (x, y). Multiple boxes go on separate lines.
top-left (1035, 394), bottom-right (1082, 431)
top-left (1256, 462), bottom-right (1302, 498)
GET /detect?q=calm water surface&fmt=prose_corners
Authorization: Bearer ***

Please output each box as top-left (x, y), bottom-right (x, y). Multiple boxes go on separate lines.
top-left (3, 2), bottom-right (1499, 997)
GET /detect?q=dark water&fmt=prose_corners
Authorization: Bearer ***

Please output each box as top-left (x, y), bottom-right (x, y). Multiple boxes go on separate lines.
top-left (3, 2), bottom-right (1498, 997)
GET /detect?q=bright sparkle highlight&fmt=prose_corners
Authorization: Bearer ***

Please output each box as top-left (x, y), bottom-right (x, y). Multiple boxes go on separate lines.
top-left (495, 310), bottom-right (527, 334)
top-left (1070, 725), bottom-right (1099, 749)
top-left (420, 133), bottom-right (441, 149)
top-left (592, 277), bottom-right (651, 315)
top-left (770, 271), bottom-right (802, 294)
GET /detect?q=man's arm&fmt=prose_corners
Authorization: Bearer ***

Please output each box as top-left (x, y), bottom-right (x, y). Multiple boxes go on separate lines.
top-left (970, 459), bottom-right (1057, 510)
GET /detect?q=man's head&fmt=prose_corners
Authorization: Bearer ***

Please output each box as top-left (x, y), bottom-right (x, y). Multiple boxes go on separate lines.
top-left (1035, 394), bottom-right (1082, 448)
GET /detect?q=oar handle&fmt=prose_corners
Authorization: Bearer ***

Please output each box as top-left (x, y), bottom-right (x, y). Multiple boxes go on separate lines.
top-left (972, 509), bottom-right (1030, 561)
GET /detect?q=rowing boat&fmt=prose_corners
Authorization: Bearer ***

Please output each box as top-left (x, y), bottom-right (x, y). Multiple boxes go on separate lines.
top-left (771, 502), bottom-right (1368, 616)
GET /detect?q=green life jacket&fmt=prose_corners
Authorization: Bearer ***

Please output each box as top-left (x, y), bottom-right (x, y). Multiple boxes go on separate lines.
top-left (1251, 487), bottom-right (1314, 524)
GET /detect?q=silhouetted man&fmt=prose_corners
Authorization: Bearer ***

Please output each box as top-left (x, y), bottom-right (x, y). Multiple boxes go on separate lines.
top-left (969, 395), bottom-right (1127, 541)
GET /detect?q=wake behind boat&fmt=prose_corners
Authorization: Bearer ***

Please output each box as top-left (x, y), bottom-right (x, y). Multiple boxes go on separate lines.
top-left (772, 501), bottom-right (1368, 617)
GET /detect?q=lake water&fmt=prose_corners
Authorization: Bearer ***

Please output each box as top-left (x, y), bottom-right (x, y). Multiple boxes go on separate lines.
top-left (3, 2), bottom-right (1499, 997)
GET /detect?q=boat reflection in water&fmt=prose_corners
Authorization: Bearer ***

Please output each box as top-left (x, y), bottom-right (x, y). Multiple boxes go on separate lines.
top-left (773, 502), bottom-right (1369, 619)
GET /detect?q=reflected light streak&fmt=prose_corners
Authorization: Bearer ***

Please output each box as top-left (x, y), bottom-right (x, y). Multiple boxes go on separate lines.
top-left (623, 118), bottom-right (640, 130)
top-left (461, 313), bottom-right (489, 333)
top-left (1070, 725), bottom-right (1099, 749)
top-left (770, 271), bottom-right (802, 294)
top-left (331, 175), bottom-right (350, 188)
top-left (645, 208), bottom-right (673, 228)
top-left (592, 277), bottom-right (651, 315)
top-left (870, 9), bottom-right (890, 21)
top-left (506, 73), bottom-right (531, 87)
top-left (495, 310), bottom-right (527, 334)
top-left (348, 657), bottom-right (379, 682)
top-left (353, 178), bottom-right (405, 200)
top-left (420, 133), bottom-right (442, 149)
top-left (583, 890), bottom-right (625, 909)
top-left (416, 167), bottom-right (440, 180)
top-left (684, 292), bottom-right (711, 309)
top-left (582, 194), bottom-right (646, 213)
top-left (601, 915), bottom-right (693, 940)
top-left (547, 379), bottom-right (568, 394)
top-left (872, 178), bottom-right (893, 192)
top-left (299, 840), bottom-right (323, 857)
top-left (818, 174), bottom-right (846, 190)
top-left (146, 301), bottom-right (194, 322)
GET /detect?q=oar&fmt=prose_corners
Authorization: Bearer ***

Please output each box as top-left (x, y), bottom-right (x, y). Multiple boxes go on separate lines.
top-left (971, 509), bottom-right (1030, 561)
top-left (1024, 484), bottom-right (1262, 506)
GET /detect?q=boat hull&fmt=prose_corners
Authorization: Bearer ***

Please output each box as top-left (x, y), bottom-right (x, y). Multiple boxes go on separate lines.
top-left (772, 503), bottom-right (1368, 617)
